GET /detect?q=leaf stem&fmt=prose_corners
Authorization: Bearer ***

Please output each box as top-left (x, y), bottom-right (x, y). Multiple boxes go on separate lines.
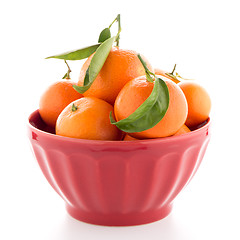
top-left (64, 60), bottom-right (71, 79)
top-left (109, 14), bottom-right (121, 47)
top-left (116, 14), bottom-right (121, 47)
top-left (109, 18), bottom-right (116, 28)
top-left (137, 54), bottom-right (155, 82)
top-left (171, 64), bottom-right (177, 75)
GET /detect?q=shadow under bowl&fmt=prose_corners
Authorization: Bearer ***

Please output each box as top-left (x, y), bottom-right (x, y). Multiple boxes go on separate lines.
top-left (28, 110), bottom-right (211, 226)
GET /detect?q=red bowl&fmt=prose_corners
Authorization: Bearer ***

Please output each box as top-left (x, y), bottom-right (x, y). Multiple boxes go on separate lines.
top-left (28, 110), bottom-right (211, 226)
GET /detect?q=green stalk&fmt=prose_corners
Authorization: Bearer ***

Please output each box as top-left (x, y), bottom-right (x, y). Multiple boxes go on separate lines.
top-left (137, 54), bottom-right (155, 82)
top-left (109, 14), bottom-right (121, 47)
top-left (171, 64), bottom-right (177, 75)
top-left (64, 60), bottom-right (71, 79)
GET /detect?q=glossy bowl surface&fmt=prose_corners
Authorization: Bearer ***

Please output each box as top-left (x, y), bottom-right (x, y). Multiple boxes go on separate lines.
top-left (28, 110), bottom-right (211, 226)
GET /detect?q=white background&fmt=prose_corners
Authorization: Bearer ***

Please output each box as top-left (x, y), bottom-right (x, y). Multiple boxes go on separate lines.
top-left (1, 0), bottom-right (240, 239)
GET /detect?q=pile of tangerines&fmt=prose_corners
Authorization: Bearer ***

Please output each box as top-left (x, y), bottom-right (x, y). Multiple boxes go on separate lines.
top-left (39, 15), bottom-right (211, 141)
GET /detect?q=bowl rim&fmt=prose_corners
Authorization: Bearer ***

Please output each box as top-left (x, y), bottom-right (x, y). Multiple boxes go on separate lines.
top-left (28, 109), bottom-right (211, 145)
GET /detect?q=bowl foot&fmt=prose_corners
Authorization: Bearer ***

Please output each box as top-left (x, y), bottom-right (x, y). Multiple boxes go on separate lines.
top-left (66, 204), bottom-right (172, 226)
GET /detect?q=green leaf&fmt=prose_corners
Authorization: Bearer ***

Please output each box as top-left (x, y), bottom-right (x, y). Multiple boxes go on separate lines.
top-left (98, 28), bottom-right (111, 43)
top-left (73, 36), bottom-right (115, 94)
top-left (83, 67), bottom-right (90, 85)
top-left (175, 72), bottom-right (193, 81)
top-left (45, 44), bottom-right (100, 60)
top-left (72, 84), bottom-right (90, 94)
top-left (110, 77), bottom-right (169, 133)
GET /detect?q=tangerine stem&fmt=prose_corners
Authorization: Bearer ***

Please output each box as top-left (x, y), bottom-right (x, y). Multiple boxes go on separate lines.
top-left (64, 60), bottom-right (71, 79)
top-left (109, 14), bottom-right (121, 47)
top-left (116, 14), bottom-right (121, 47)
top-left (171, 64), bottom-right (177, 75)
top-left (109, 16), bottom-right (117, 28)
top-left (137, 54), bottom-right (155, 82)
top-left (71, 103), bottom-right (78, 112)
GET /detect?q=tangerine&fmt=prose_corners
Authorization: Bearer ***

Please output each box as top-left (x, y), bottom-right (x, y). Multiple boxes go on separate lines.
top-left (39, 80), bottom-right (83, 128)
top-left (123, 134), bottom-right (138, 141)
top-left (178, 81), bottom-right (211, 128)
top-left (56, 97), bottom-right (122, 140)
top-left (124, 124), bottom-right (190, 140)
top-left (78, 47), bottom-right (153, 105)
top-left (173, 124), bottom-right (191, 136)
top-left (114, 75), bottom-right (188, 139)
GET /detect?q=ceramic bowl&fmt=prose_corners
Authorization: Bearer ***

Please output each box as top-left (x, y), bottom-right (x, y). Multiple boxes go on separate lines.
top-left (28, 110), bottom-right (211, 226)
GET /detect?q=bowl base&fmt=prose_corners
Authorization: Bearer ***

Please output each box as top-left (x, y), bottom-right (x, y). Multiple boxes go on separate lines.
top-left (66, 204), bottom-right (172, 226)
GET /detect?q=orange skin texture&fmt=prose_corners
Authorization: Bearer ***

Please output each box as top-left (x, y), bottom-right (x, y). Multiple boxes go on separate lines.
top-left (173, 124), bottom-right (191, 136)
top-left (123, 124), bottom-right (191, 140)
top-left (114, 76), bottom-right (188, 139)
top-left (56, 97), bottom-right (122, 140)
top-left (154, 68), bottom-right (180, 84)
top-left (78, 47), bottom-right (153, 105)
top-left (39, 80), bottom-right (83, 128)
top-left (178, 81), bottom-right (211, 128)
top-left (123, 134), bottom-right (138, 141)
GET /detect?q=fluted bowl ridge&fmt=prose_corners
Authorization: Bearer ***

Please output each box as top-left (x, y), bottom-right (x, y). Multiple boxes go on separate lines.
top-left (28, 110), bottom-right (211, 226)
